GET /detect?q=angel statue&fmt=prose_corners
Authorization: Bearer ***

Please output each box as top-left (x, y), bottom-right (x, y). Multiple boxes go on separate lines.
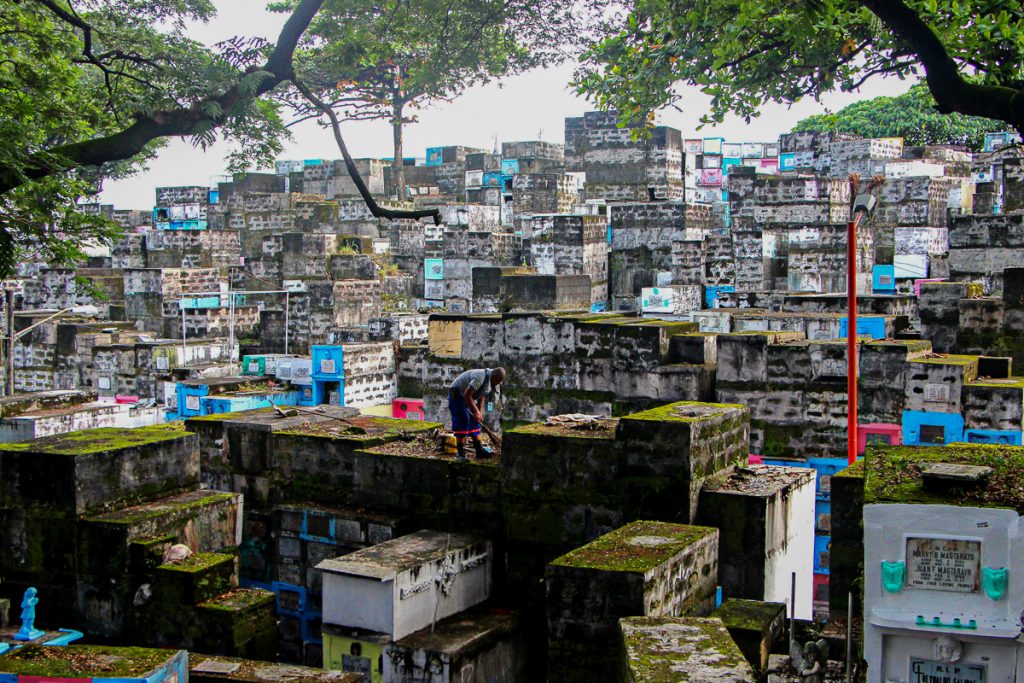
top-left (789, 638), bottom-right (829, 683)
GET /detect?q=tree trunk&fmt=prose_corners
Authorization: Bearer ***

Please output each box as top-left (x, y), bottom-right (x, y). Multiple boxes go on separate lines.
top-left (293, 79), bottom-right (440, 224)
top-left (392, 96), bottom-right (405, 201)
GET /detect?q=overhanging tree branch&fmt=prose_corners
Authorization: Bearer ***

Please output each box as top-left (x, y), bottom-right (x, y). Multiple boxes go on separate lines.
top-left (860, 0), bottom-right (1024, 132)
top-left (292, 78), bottom-right (442, 225)
top-left (0, 0), bottom-right (327, 195)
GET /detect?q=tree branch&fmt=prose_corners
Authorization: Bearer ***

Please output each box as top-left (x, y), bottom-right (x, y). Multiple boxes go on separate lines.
top-left (0, 0), bottom-right (327, 195)
top-left (860, 0), bottom-right (1024, 132)
top-left (292, 78), bottom-right (442, 225)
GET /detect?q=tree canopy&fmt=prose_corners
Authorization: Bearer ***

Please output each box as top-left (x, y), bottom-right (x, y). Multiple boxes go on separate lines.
top-left (274, 0), bottom-right (579, 198)
top-left (0, 0), bottom-right (587, 273)
top-left (792, 83), bottom-right (1005, 150)
top-left (574, 0), bottom-right (1024, 136)
top-left (0, 0), bottom-right (327, 278)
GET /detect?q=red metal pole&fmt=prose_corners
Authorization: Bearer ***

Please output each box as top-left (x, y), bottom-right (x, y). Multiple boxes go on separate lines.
top-left (847, 215), bottom-right (859, 465)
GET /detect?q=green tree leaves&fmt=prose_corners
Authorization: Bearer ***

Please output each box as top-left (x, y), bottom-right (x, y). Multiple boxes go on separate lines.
top-left (792, 84), bottom-right (1004, 149)
top-left (574, 0), bottom-right (1024, 137)
top-left (0, 0), bottom-right (325, 278)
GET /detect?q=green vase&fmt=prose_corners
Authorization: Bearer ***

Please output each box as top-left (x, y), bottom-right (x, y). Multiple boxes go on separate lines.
top-left (982, 566), bottom-right (1008, 601)
top-left (881, 561), bottom-right (905, 593)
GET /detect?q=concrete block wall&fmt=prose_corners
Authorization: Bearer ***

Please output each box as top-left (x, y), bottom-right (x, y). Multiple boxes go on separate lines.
top-left (704, 231), bottom-right (736, 287)
top-left (21, 268), bottom-right (123, 317)
top-left (281, 233), bottom-right (338, 279)
top-left (785, 222), bottom-right (874, 294)
top-left (949, 213), bottom-right (1024, 293)
top-left (919, 281), bottom-right (976, 353)
top-left (608, 202), bottom-right (685, 307)
top-left (209, 191), bottom-right (288, 231)
top-left (302, 160), bottom-right (384, 199)
top-left (858, 340), bottom-right (931, 424)
top-left (545, 521), bottom-right (719, 683)
top-left (698, 465), bottom-right (816, 619)
top-left (259, 279), bottom-right (384, 354)
top-left (434, 161), bottom-right (467, 197)
top-left (111, 233), bottom-right (147, 268)
top-left (0, 420), bottom-right (267, 647)
top-left (217, 172), bottom-right (287, 199)
top-left (176, 305), bottom-right (260, 341)
top-left (502, 140), bottom-right (564, 162)
top-left (565, 111), bottom-right (683, 201)
top-left (527, 215), bottom-right (608, 306)
top-left (874, 177), bottom-right (956, 228)
top-left (342, 342), bottom-right (398, 408)
top-left (511, 173), bottom-right (578, 215)
top-left (124, 267), bottom-right (223, 301)
top-left (144, 230), bottom-right (242, 269)
top-left (729, 175), bottom-right (851, 224)
top-left (715, 333), bottom-right (863, 457)
top-left (438, 204), bottom-right (502, 231)
top-left (471, 266), bottom-right (523, 312)
top-left (503, 402), bottom-right (744, 586)
top-left (156, 186), bottom-right (209, 206)
top-left (401, 313), bottom-right (715, 426)
top-left (500, 274), bottom-right (593, 313)
top-left (440, 232), bottom-right (520, 303)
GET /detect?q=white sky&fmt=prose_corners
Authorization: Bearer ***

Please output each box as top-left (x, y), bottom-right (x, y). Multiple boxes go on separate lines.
top-left (100, 0), bottom-right (916, 209)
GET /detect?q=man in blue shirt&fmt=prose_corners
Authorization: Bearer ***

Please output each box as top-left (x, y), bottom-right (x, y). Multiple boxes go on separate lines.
top-left (448, 367), bottom-right (505, 461)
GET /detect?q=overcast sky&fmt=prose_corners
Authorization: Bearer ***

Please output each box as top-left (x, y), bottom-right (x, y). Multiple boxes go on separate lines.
top-left (100, 0), bottom-right (915, 209)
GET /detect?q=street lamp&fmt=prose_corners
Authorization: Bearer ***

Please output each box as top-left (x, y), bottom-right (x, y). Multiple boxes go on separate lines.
top-left (847, 191), bottom-right (878, 465)
top-left (6, 303), bottom-right (100, 396)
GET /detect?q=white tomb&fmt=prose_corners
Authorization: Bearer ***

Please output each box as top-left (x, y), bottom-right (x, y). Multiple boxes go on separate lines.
top-left (318, 530), bottom-right (492, 640)
top-left (864, 503), bottom-right (1024, 682)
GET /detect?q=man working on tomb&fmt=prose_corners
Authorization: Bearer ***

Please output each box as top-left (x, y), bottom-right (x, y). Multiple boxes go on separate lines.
top-left (448, 367), bottom-right (505, 461)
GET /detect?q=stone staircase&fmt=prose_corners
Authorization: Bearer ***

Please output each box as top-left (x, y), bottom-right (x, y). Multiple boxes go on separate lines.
top-left (0, 423), bottom-right (275, 657)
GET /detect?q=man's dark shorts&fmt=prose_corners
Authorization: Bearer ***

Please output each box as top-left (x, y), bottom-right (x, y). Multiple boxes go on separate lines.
top-left (448, 389), bottom-right (481, 437)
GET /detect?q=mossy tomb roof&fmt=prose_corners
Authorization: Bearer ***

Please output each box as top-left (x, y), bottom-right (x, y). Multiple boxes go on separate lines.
top-left (317, 530), bottom-right (484, 579)
top-left (703, 464), bottom-right (815, 496)
top-left (619, 616), bottom-right (753, 681)
top-left (864, 444), bottom-right (1024, 513)
top-left (833, 458), bottom-right (865, 480)
top-left (624, 401), bottom-right (745, 423)
top-left (189, 655), bottom-right (360, 683)
top-left (966, 376), bottom-right (1024, 389)
top-left (864, 339), bottom-right (932, 353)
top-left (85, 489), bottom-right (235, 525)
top-left (158, 551), bottom-right (233, 574)
top-left (0, 422), bottom-right (188, 456)
top-left (713, 598), bottom-right (786, 633)
top-left (278, 416), bottom-right (440, 442)
top-left (909, 353), bottom-right (979, 366)
top-left (509, 418), bottom-right (619, 440)
top-left (0, 644), bottom-right (176, 677)
top-left (394, 605), bottom-right (520, 654)
top-left (550, 520), bottom-right (716, 573)
top-left (199, 588), bottom-right (274, 612)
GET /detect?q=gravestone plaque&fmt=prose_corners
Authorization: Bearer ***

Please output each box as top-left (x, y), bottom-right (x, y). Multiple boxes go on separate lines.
top-left (906, 537), bottom-right (981, 592)
top-left (193, 661), bottom-right (242, 674)
top-left (924, 383), bottom-right (951, 403)
top-left (820, 359), bottom-right (847, 377)
top-left (910, 660), bottom-right (985, 683)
